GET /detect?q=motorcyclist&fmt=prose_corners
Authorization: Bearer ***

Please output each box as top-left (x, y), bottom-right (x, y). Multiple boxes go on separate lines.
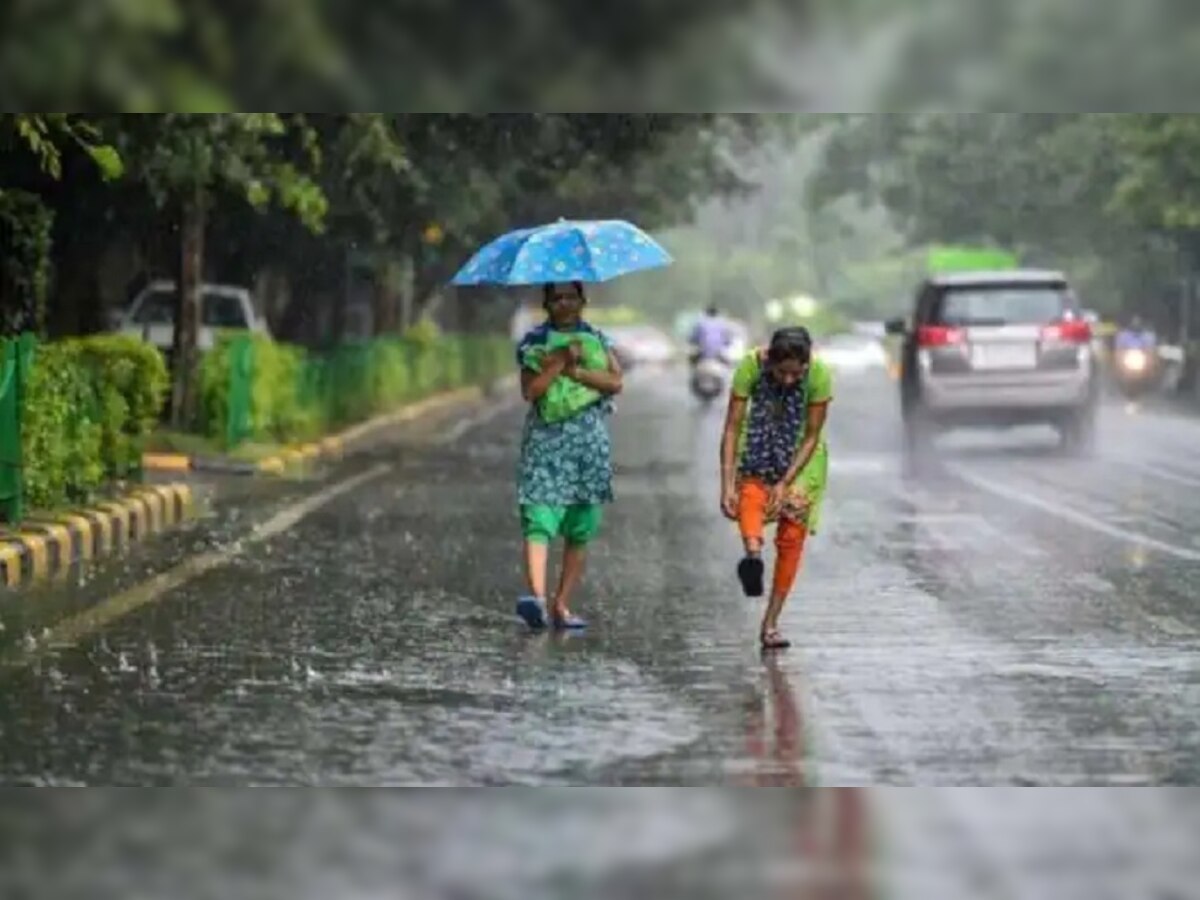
top-left (1114, 315), bottom-right (1157, 352)
top-left (689, 305), bottom-right (735, 365)
top-left (1112, 315), bottom-right (1160, 400)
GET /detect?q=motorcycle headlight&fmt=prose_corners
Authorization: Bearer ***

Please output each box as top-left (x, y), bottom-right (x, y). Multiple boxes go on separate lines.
top-left (1122, 349), bottom-right (1148, 372)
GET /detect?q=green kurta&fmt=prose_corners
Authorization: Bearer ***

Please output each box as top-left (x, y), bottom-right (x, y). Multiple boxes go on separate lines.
top-left (731, 350), bottom-right (833, 534)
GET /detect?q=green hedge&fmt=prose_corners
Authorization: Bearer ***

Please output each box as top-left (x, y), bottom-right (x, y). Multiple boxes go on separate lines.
top-left (200, 333), bottom-right (320, 448)
top-left (21, 334), bottom-right (169, 511)
top-left (200, 333), bottom-right (512, 449)
top-left (7, 327), bottom-right (508, 517)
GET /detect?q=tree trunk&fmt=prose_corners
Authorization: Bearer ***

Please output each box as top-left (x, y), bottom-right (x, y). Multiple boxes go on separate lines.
top-left (170, 187), bottom-right (205, 429)
top-left (398, 256), bottom-right (414, 332)
top-left (372, 256), bottom-right (401, 336)
top-left (411, 249), bottom-right (452, 325)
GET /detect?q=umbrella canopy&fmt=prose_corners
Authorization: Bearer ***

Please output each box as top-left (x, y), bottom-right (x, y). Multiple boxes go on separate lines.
top-left (451, 218), bottom-right (673, 287)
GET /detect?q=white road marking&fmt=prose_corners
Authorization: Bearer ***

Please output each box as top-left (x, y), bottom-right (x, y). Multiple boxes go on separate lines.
top-left (830, 455), bottom-right (893, 475)
top-left (6, 463), bottom-right (393, 664)
top-left (1139, 611), bottom-right (1198, 638)
top-left (436, 397), bottom-right (521, 445)
top-left (950, 466), bottom-right (1200, 562)
top-left (1111, 458), bottom-right (1200, 490)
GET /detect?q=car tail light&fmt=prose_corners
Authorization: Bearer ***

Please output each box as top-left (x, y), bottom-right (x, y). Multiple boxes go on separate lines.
top-left (1041, 320), bottom-right (1091, 344)
top-left (917, 325), bottom-right (965, 347)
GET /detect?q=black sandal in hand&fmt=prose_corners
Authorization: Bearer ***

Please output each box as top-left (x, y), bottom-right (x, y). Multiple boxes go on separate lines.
top-left (737, 555), bottom-right (765, 598)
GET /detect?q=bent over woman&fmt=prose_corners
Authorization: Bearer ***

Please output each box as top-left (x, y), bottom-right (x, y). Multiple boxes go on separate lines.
top-left (719, 326), bottom-right (832, 650)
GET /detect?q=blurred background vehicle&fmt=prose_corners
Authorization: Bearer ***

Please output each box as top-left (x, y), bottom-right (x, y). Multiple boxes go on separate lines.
top-left (690, 355), bottom-right (727, 404)
top-left (606, 323), bottom-right (677, 368)
top-left (112, 281), bottom-right (268, 362)
top-left (1111, 343), bottom-right (1160, 400)
top-left (887, 269), bottom-right (1100, 454)
top-left (813, 332), bottom-right (888, 372)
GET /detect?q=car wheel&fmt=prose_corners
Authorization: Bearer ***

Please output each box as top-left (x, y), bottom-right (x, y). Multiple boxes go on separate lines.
top-left (1059, 406), bottom-right (1097, 456)
top-left (902, 405), bottom-right (936, 458)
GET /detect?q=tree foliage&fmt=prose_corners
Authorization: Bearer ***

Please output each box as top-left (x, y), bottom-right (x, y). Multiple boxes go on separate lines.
top-left (810, 113), bottom-right (1200, 329)
top-left (0, 113), bottom-right (765, 345)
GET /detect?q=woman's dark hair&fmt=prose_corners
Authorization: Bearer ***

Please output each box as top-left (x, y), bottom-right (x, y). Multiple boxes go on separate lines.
top-left (767, 326), bottom-right (812, 365)
top-left (542, 281), bottom-right (587, 306)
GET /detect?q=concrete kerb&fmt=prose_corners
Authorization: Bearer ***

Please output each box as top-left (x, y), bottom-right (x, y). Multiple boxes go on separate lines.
top-left (3, 379), bottom-right (518, 589)
top-left (0, 484), bottom-right (194, 590)
top-left (143, 378), bottom-right (517, 479)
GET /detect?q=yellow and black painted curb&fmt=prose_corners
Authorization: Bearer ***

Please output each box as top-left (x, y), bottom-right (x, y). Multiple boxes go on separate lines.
top-left (0, 484), bottom-right (193, 590)
top-left (143, 381), bottom-right (503, 477)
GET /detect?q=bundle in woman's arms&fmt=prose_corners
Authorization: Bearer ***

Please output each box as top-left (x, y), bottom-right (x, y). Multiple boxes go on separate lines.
top-left (521, 331), bottom-right (610, 423)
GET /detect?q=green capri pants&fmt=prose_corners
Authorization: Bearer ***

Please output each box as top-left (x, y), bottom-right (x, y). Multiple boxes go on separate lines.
top-left (520, 503), bottom-right (604, 546)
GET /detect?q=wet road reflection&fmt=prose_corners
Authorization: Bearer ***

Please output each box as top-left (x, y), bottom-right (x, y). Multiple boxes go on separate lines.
top-left (743, 655), bottom-right (807, 787)
top-left (2, 362), bottom-right (1200, 890)
top-left (741, 654), bottom-right (873, 899)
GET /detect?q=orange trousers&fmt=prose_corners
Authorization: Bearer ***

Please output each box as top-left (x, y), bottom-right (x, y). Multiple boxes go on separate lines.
top-left (738, 478), bottom-right (808, 599)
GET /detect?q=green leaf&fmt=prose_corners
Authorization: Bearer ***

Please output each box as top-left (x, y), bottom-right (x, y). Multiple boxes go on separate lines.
top-left (245, 179), bottom-right (270, 209)
top-left (87, 144), bottom-right (125, 181)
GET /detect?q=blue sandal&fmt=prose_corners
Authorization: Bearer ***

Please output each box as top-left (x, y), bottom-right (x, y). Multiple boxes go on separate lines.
top-left (516, 596), bottom-right (548, 630)
top-left (552, 613), bottom-right (588, 631)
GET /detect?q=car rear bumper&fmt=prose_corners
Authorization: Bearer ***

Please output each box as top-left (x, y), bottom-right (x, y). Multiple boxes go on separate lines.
top-left (919, 370), bottom-right (1095, 416)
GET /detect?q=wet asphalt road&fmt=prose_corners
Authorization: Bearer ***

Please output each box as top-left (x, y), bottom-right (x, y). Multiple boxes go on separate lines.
top-left (3, 362), bottom-right (1200, 894)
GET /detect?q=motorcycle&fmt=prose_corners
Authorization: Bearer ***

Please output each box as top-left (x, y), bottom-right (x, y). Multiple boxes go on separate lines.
top-left (690, 346), bottom-right (739, 404)
top-left (1112, 345), bottom-right (1160, 399)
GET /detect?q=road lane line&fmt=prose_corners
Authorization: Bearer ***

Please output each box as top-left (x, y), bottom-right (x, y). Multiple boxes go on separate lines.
top-left (436, 397), bottom-right (521, 445)
top-left (1112, 458), bottom-right (1200, 489)
top-left (950, 466), bottom-right (1200, 562)
top-left (1140, 611), bottom-right (1198, 637)
top-left (3, 463), bottom-right (392, 667)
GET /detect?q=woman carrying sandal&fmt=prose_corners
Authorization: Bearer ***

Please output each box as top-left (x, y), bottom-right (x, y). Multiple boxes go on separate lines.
top-left (514, 281), bottom-right (623, 631)
top-left (719, 326), bottom-right (833, 651)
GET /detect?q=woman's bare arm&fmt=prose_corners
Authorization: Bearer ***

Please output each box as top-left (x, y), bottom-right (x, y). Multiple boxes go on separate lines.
top-left (521, 351), bottom-right (567, 402)
top-left (565, 350), bottom-right (624, 395)
top-left (720, 394), bottom-right (747, 490)
top-left (782, 401), bottom-right (829, 485)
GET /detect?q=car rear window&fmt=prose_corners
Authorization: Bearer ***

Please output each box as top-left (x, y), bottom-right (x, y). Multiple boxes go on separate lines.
top-left (132, 290), bottom-right (249, 328)
top-left (934, 285), bottom-right (1071, 326)
top-left (202, 294), bottom-right (249, 328)
top-left (133, 290), bottom-right (176, 324)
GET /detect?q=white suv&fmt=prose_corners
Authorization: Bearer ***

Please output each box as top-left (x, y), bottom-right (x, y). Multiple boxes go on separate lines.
top-left (116, 281), bottom-right (269, 353)
top-left (887, 270), bottom-right (1100, 454)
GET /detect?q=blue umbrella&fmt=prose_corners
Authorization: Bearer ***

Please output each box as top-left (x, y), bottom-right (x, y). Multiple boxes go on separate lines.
top-left (451, 218), bottom-right (673, 286)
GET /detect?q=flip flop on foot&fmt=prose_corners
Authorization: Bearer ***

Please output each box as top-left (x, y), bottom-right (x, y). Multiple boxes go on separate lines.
top-left (551, 612), bottom-right (588, 631)
top-left (516, 596), bottom-right (548, 630)
top-left (760, 629), bottom-right (791, 651)
top-left (737, 555), bottom-right (765, 597)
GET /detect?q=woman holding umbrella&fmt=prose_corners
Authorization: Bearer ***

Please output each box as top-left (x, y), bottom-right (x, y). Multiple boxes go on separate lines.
top-left (451, 218), bottom-right (672, 630)
top-left (513, 281), bottom-right (623, 630)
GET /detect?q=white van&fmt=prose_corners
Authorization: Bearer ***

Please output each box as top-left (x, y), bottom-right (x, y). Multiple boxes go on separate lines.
top-left (116, 281), bottom-right (269, 352)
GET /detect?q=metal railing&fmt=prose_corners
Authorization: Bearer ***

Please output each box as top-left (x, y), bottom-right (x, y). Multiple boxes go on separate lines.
top-left (0, 333), bottom-right (34, 523)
